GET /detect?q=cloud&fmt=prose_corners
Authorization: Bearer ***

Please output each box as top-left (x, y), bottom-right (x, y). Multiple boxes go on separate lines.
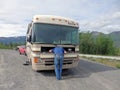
top-left (80, 11), bottom-right (120, 34)
top-left (0, 0), bottom-right (120, 37)
top-left (0, 24), bottom-right (26, 37)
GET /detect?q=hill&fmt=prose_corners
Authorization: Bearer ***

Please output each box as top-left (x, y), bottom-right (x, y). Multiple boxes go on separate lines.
top-left (109, 31), bottom-right (120, 48)
top-left (0, 36), bottom-right (26, 44)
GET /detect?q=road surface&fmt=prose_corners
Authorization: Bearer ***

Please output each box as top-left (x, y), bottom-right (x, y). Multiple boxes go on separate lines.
top-left (0, 49), bottom-right (120, 90)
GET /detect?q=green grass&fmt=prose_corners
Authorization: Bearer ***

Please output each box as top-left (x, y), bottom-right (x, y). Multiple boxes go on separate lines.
top-left (116, 64), bottom-right (120, 68)
top-left (81, 56), bottom-right (120, 68)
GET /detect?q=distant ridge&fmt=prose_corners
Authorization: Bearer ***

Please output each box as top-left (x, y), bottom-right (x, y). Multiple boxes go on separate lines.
top-left (91, 31), bottom-right (104, 36)
top-left (109, 31), bottom-right (120, 48)
top-left (0, 36), bottom-right (26, 44)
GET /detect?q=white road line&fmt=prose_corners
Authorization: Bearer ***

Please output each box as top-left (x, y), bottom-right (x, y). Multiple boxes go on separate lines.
top-left (79, 54), bottom-right (120, 60)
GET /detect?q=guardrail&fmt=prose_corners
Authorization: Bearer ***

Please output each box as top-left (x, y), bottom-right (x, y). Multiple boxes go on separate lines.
top-left (79, 54), bottom-right (120, 60)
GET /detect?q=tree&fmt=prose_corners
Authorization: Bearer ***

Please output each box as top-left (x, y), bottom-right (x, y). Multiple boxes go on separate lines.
top-left (79, 32), bottom-right (116, 55)
top-left (79, 32), bottom-right (95, 54)
top-left (95, 34), bottom-right (115, 55)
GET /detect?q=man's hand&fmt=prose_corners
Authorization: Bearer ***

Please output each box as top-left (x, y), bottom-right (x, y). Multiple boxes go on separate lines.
top-left (64, 51), bottom-right (67, 54)
top-left (49, 50), bottom-right (52, 53)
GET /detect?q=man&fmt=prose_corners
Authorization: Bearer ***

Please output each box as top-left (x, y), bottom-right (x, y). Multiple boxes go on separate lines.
top-left (49, 45), bottom-right (66, 80)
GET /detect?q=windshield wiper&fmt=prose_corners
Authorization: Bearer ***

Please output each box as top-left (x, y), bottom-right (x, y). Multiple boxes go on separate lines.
top-left (61, 43), bottom-right (72, 45)
top-left (33, 42), bottom-right (46, 44)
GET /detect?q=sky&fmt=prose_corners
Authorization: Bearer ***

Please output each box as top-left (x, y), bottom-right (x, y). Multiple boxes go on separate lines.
top-left (0, 0), bottom-right (120, 37)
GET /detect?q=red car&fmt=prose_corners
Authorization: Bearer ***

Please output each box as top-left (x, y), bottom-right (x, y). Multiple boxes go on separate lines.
top-left (18, 46), bottom-right (26, 55)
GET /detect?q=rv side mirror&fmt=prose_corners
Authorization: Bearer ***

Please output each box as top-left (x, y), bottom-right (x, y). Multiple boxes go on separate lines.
top-left (27, 35), bottom-right (31, 42)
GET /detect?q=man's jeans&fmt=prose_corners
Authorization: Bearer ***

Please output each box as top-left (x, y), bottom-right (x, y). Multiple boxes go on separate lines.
top-left (54, 55), bottom-right (63, 80)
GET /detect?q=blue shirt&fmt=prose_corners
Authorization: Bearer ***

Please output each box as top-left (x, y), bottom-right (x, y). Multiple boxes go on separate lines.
top-left (52, 46), bottom-right (64, 55)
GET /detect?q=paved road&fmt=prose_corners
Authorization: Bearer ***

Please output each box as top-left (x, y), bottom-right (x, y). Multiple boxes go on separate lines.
top-left (0, 49), bottom-right (120, 90)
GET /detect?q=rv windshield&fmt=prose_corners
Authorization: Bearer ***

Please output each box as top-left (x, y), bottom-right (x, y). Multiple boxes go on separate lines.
top-left (32, 23), bottom-right (79, 45)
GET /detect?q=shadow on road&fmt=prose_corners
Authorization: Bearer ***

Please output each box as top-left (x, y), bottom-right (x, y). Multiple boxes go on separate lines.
top-left (37, 59), bottom-right (117, 80)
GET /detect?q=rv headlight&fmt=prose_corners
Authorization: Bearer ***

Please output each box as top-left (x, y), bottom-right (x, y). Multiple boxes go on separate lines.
top-left (33, 57), bottom-right (39, 63)
top-left (33, 57), bottom-right (42, 63)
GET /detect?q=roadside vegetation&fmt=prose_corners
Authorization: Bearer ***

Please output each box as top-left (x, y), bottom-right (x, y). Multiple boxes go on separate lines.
top-left (79, 32), bottom-right (120, 68)
top-left (79, 32), bottom-right (120, 56)
top-left (0, 42), bottom-right (24, 49)
top-left (81, 56), bottom-right (120, 68)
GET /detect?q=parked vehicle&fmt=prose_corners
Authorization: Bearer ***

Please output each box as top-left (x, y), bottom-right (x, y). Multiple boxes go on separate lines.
top-left (18, 46), bottom-right (26, 55)
top-left (26, 15), bottom-right (80, 71)
top-left (15, 46), bottom-right (20, 50)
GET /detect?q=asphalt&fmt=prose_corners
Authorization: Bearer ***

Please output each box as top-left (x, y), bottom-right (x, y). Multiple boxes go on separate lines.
top-left (0, 49), bottom-right (120, 90)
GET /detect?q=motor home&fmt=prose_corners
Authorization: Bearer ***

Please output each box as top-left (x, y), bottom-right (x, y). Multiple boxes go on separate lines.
top-left (26, 15), bottom-right (79, 71)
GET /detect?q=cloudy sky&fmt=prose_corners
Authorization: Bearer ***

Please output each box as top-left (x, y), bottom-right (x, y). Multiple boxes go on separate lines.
top-left (0, 0), bottom-right (120, 37)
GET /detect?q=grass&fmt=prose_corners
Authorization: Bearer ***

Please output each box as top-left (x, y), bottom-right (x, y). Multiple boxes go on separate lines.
top-left (116, 64), bottom-right (120, 68)
top-left (81, 56), bottom-right (120, 68)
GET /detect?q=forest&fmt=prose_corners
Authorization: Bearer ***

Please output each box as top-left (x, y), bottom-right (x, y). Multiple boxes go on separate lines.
top-left (79, 32), bottom-right (120, 56)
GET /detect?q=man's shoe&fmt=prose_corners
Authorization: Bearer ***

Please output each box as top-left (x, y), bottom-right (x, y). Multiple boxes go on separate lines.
top-left (23, 61), bottom-right (29, 65)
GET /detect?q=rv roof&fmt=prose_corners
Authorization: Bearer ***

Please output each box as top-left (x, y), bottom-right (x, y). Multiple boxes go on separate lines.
top-left (32, 15), bottom-right (79, 28)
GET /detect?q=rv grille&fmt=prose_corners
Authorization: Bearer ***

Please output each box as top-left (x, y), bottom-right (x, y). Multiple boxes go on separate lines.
top-left (45, 60), bottom-right (73, 66)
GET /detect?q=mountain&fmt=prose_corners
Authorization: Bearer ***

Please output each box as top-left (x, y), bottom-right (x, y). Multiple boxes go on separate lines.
top-left (109, 31), bottom-right (120, 48)
top-left (0, 36), bottom-right (26, 44)
top-left (91, 31), bottom-right (104, 36)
